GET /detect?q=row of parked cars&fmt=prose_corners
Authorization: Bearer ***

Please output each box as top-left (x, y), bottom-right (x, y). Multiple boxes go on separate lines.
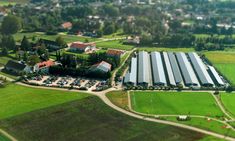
top-left (43, 76), bottom-right (59, 85)
top-left (26, 75), bottom-right (110, 91)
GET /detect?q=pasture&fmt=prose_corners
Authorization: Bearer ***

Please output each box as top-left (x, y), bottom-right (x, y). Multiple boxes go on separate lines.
top-left (205, 52), bottom-right (235, 85)
top-left (0, 97), bottom-right (206, 141)
top-left (166, 116), bottom-right (235, 138)
top-left (130, 91), bottom-right (223, 117)
top-left (0, 84), bottom-right (89, 119)
top-left (221, 93), bottom-right (235, 117)
top-left (96, 40), bottom-right (134, 50)
top-left (13, 32), bottom-right (99, 43)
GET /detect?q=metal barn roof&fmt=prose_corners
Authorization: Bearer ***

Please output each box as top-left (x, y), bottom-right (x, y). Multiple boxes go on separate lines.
top-left (129, 57), bottom-right (137, 84)
top-left (150, 52), bottom-right (166, 85)
top-left (138, 51), bottom-right (151, 85)
top-left (188, 52), bottom-right (214, 86)
top-left (168, 52), bottom-right (183, 84)
top-left (124, 57), bottom-right (137, 85)
top-left (176, 52), bottom-right (199, 86)
top-left (163, 52), bottom-right (176, 86)
top-left (208, 66), bottom-right (225, 86)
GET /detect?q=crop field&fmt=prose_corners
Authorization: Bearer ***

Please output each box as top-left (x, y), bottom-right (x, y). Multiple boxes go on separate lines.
top-left (130, 92), bottom-right (223, 117)
top-left (205, 52), bottom-right (235, 85)
top-left (96, 40), bottom-right (134, 50)
top-left (0, 96), bottom-right (207, 141)
top-left (221, 93), bottom-right (235, 117)
top-left (13, 32), bottom-right (99, 43)
top-left (0, 84), bottom-right (89, 119)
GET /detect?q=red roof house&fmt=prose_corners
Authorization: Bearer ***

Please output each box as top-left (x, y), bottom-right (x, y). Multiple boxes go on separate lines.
top-left (70, 41), bottom-right (96, 53)
top-left (61, 22), bottom-right (72, 29)
top-left (107, 49), bottom-right (125, 58)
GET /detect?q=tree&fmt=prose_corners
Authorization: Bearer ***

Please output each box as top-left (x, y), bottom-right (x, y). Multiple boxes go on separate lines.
top-left (56, 36), bottom-right (67, 47)
top-left (1, 15), bottom-right (22, 35)
top-left (27, 55), bottom-right (40, 66)
top-left (1, 47), bottom-right (8, 55)
top-left (1, 35), bottom-right (16, 51)
top-left (21, 36), bottom-right (31, 51)
top-left (103, 24), bottom-right (115, 35)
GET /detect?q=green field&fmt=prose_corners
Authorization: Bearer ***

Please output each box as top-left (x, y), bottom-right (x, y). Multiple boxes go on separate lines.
top-left (137, 47), bottom-right (195, 52)
top-left (106, 91), bottom-right (128, 109)
top-left (13, 32), bottom-right (99, 43)
top-left (0, 84), bottom-right (89, 119)
top-left (166, 117), bottom-right (235, 138)
top-left (130, 92), bottom-right (223, 117)
top-left (0, 55), bottom-right (15, 67)
top-left (205, 52), bottom-right (235, 85)
top-left (0, 134), bottom-right (10, 141)
top-left (0, 0), bottom-right (28, 6)
top-left (195, 34), bottom-right (235, 39)
top-left (221, 93), bottom-right (235, 117)
top-left (96, 40), bottom-right (134, 50)
top-left (0, 96), bottom-right (207, 141)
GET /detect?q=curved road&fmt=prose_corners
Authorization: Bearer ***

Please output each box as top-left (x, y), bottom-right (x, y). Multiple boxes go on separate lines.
top-left (1, 70), bottom-right (235, 140)
top-left (13, 82), bottom-right (235, 141)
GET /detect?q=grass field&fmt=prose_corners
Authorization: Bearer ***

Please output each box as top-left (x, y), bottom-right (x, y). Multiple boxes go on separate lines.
top-left (106, 91), bottom-right (129, 110)
top-left (195, 34), bottom-right (235, 39)
top-left (0, 134), bottom-right (10, 141)
top-left (221, 93), bottom-right (235, 117)
top-left (0, 84), bottom-right (89, 119)
top-left (0, 56), bottom-right (15, 67)
top-left (13, 32), bottom-right (99, 43)
top-left (205, 52), bottom-right (235, 85)
top-left (96, 40), bottom-right (134, 50)
top-left (137, 47), bottom-right (195, 52)
top-left (166, 117), bottom-right (235, 138)
top-left (0, 0), bottom-right (28, 6)
top-left (0, 96), bottom-right (208, 141)
top-left (130, 92), bottom-right (223, 117)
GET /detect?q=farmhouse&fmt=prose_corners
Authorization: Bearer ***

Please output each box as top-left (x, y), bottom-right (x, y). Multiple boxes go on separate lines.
top-left (125, 36), bottom-right (140, 45)
top-left (34, 60), bottom-right (55, 74)
top-left (106, 49), bottom-right (125, 58)
top-left (90, 61), bottom-right (112, 73)
top-left (5, 60), bottom-right (31, 74)
top-left (69, 41), bottom-right (96, 53)
top-left (61, 22), bottom-right (72, 30)
top-left (39, 39), bottom-right (63, 51)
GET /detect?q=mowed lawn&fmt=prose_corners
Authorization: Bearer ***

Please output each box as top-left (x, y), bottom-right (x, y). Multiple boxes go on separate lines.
top-left (13, 32), bottom-right (99, 43)
top-left (0, 84), bottom-right (89, 119)
top-left (130, 92), bottom-right (223, 117)
top-left (0, 97), bottom-right (206, 141)
top-left (205, 52), bottom-right (235, 85)
top-left (221, 93), bottom-right (235, 117)
top-left (96, 40), bottom-right (134, 50)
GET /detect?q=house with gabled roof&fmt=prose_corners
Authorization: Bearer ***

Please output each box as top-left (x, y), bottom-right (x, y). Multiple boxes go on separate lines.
top-left (90, 61), bottom-right (112, 73)
top-left (34, 60), bottom-right (55, 74)
top-left (5, 60), bottom-right (31, 74)
top-left (69, 41), bottom-right (96, 53)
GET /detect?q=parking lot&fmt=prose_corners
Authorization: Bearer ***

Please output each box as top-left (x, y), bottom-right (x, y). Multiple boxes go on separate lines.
top-left (26, 75), bottom-right (109, 91)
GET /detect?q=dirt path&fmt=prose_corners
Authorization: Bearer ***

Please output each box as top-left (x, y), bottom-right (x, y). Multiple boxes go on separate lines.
top-left (0, 128), bottom-right (18, 141)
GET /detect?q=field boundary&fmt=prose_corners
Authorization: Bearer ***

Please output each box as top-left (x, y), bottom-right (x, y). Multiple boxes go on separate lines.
top-left (0, 128), bottom-right (17, 141)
